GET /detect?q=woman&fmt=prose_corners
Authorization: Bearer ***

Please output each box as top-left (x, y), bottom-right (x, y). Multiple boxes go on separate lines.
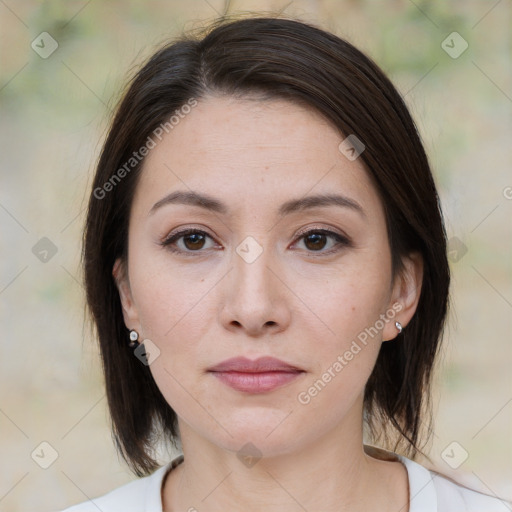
top-left (60, 15), bottom-right (509, 512)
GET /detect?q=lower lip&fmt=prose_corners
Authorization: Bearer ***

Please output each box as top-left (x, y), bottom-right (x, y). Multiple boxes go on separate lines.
top-left (210, 371), bottom-right (303, 393)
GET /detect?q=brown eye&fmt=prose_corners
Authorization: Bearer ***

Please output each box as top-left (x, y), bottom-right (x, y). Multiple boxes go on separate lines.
top-left (160, 229), bottom-right (217, 255)
top-left (182, 232), bottom-right (206, 250)
top-left (294, 229), bottom-right (351, 255)
top-left (303, 232), bottom-right (328, 251)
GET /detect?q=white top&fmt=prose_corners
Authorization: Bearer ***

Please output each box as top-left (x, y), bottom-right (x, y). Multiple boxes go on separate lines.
top-left (58, 450), bottom-right (510, 512)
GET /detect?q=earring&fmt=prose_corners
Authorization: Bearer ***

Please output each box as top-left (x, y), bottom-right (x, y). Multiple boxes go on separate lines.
top-left (129, 329), bottom-right (140, 348)
top-left (395, 321), bottom-right (403, 334)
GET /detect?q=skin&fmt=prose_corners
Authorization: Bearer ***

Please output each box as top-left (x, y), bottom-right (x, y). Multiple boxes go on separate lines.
top-left (113, 95), bottom-right (423, 512)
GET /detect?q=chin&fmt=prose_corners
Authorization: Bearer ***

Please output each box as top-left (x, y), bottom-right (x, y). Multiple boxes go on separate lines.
top-left (203, 415), bottom-right (308, 459)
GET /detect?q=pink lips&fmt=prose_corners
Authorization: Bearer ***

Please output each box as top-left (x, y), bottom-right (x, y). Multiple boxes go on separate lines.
top-left (208, 356), bottom-right (304, 393)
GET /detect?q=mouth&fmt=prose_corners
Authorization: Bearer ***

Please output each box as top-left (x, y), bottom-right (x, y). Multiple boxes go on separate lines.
top-left (207, 356), bottom-right (305, 393)
top-left (208, 356), bottom-right (303, 373)
top-left (209, 370), bottom-right (304, 393)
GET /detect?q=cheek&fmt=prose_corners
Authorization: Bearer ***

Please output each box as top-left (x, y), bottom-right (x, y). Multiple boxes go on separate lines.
top-left (289, 259), bottom-right (391, 351)
top-left (284, 260), bottom-right (390, 408)
top-left (295, 284), bottom-right (384, 407)
top-left (128, 253), bottom-right (218, 404)
top-left (291, 278), bottom-right (385, 433)
top-left (129, 246), bottom-right (213, 341)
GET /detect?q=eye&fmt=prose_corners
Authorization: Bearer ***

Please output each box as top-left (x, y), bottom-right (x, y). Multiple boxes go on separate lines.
top-left (159, 228), bottom-right (219, 255)
top-left (159, 227), bottom-right (351, 257)
top-left (292, 228), bottom-right (351, 255)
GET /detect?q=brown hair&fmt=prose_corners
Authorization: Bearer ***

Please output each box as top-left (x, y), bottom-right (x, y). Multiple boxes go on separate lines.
top-left (82, 15), bottom-right (450, 477)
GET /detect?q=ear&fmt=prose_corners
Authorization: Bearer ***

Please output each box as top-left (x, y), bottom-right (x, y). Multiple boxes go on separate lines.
top-left (112, 257), bottom-right (141, 331)
top-left (382, 251), bottom-right (423, 342)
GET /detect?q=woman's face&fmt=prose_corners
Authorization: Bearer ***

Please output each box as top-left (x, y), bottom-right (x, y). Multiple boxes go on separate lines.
top-left (114, 95), bottom-right (421, 457)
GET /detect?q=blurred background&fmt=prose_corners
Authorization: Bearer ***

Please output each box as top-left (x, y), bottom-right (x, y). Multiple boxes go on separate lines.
top-left (0, 1), bottom-right (511, 510)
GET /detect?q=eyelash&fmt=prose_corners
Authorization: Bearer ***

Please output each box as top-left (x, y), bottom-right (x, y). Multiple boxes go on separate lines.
top-left (159, 227), bottom-right (352, 257)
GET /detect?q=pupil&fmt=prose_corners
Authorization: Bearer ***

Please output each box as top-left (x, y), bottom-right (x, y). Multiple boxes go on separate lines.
top-left (185, 233), bottom-right (204, 250)
top-left (306, 233), bottom-right (326, 251)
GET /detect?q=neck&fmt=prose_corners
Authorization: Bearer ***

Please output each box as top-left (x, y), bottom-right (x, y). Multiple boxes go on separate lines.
top-left (162, 405), bottom-right (409, 511)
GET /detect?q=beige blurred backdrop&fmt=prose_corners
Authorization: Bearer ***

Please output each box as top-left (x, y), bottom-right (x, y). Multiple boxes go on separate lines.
top-left (0, 1), bottom-right (511, 511)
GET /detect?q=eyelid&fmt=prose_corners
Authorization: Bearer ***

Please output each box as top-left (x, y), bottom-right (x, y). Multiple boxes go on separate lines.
top-left (164, 226), bottom-right (213, 240)
top-left (293, 224), bottom-right (349, 241)
top-left (160, 226), bottom-right (220, 252)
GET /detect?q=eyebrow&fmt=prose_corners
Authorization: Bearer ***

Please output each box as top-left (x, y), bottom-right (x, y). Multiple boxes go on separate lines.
top-left (148, 190), bottom-right (366, 219)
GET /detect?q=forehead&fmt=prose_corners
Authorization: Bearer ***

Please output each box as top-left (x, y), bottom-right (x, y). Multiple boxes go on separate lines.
top-left (132, 95), bottom-right (381, 219)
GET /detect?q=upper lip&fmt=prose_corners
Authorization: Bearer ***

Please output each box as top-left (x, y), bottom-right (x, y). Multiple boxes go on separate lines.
top-left (208, 356), bottom-right (304, 373)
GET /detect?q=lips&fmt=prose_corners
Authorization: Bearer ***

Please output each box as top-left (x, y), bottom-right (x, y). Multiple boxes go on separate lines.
top-left (208, 356), bottom-right (305, 393)
top-left (208, 356), bottom-right (303, 373)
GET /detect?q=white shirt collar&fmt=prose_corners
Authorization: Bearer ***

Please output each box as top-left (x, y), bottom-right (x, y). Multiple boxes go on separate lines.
top-left (396, 453), bottom-right (438, 512)
top-left (144, 454), bottom-right (184, 512)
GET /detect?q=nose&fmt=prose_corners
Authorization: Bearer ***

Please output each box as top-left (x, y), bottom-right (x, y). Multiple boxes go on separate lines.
top-left (219, 241), bottom-right (291, 338)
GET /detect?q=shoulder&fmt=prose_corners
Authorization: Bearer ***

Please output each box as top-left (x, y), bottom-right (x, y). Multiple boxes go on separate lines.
top-left (431, 469), bottom-right (511, 512)
top-left (57, 462), bottom-right (174, 512)
top-left (398, 453), bottom-right (511, 512)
